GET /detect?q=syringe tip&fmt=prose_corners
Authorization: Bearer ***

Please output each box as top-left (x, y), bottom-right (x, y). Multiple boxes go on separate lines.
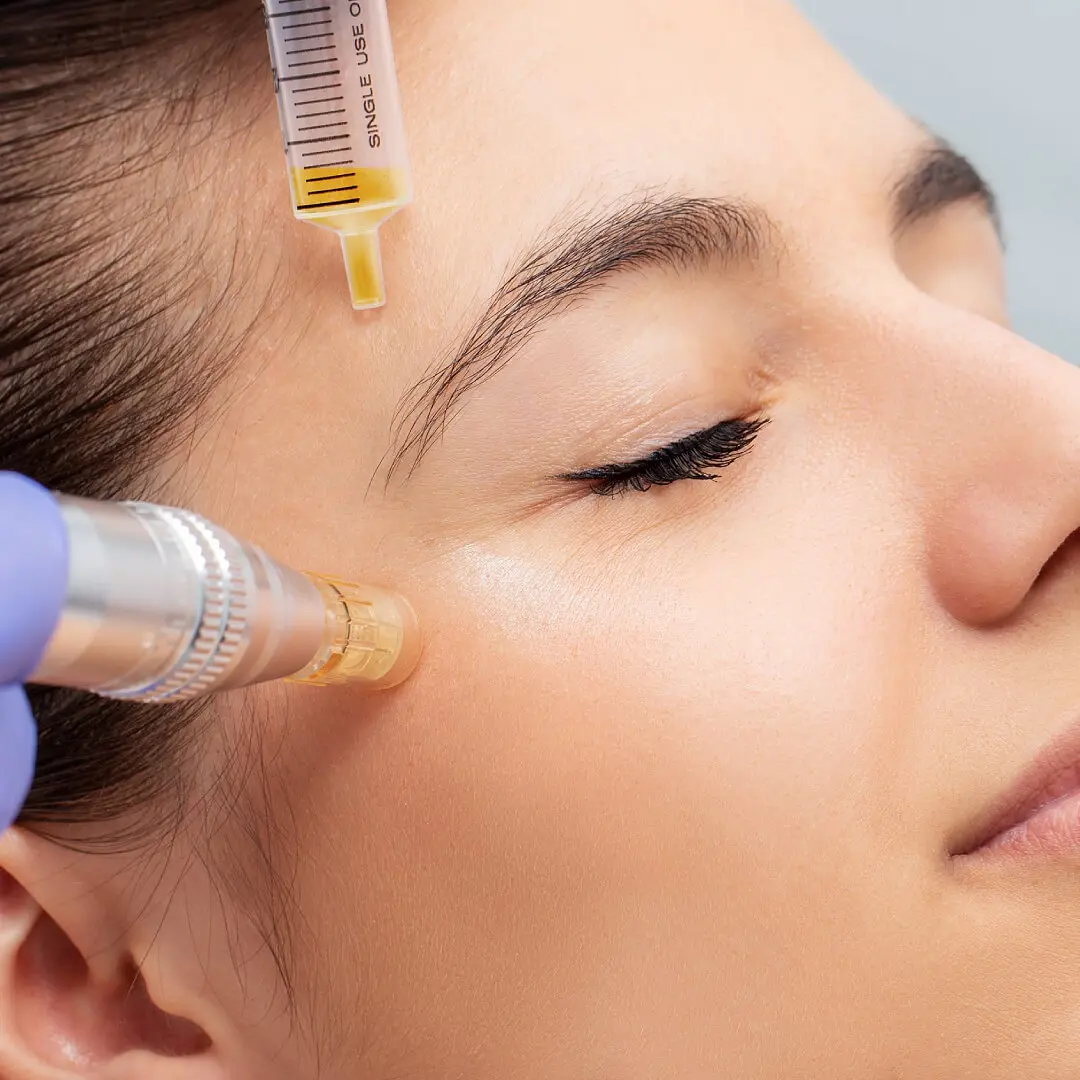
top-left (341, 231), bottom-right (387, 310)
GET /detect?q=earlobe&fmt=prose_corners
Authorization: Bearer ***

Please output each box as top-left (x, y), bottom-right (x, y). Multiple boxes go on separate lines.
top-left (0, 830), bottom-right (225, 1080)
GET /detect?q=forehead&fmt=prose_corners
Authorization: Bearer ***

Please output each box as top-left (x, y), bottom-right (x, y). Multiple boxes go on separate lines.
top-left (390, 0), bottom-right (912, 262)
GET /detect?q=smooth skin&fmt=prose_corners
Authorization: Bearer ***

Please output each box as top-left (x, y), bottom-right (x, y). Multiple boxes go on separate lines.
top-left (3, 1), bottom-right (1080, 1077)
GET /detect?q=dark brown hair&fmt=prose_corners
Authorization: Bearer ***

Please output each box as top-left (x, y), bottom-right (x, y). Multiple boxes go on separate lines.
top-left (2, 0), bottom-right (300, 1006)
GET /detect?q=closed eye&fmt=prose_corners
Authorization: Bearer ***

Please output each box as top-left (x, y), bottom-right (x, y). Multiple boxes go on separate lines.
top-left (558, 416), bottom-right (769, 498)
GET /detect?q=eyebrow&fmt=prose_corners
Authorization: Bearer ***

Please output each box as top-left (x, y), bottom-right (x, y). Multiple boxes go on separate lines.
top-left (892, 137), bottom-right (1001, 238)
top-left (385, 139), bottom-right (999, 483)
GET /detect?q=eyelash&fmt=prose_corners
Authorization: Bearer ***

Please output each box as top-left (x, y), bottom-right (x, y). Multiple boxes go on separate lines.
top-left (562, 416), bottom-right (770, 498)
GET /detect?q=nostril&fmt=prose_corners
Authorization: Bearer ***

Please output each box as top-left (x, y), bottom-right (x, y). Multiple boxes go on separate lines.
top-left (1034, 528), bottom-right (1080, 590)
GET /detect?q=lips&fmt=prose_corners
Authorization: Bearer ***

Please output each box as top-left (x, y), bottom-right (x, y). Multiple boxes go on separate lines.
top-left (950, 715), bottom-right (1080, 859)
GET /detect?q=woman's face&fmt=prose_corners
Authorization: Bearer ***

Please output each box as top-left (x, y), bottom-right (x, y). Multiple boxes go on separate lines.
top-left (92, 0), bottom-right (1080, 1076)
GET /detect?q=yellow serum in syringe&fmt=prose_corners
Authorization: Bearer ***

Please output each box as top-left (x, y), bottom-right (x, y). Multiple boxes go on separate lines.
top-left (290, 165), bottom-right (410, 309)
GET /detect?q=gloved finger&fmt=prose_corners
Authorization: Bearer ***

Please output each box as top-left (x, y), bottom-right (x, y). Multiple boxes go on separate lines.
top-left (0, 685), bottom-right (37, 833)
top-left (0, 473), bottom-right (69, 684)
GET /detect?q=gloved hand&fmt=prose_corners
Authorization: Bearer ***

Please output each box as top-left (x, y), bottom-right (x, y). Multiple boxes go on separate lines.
top-left (0, 474), bottom-right (68, 833)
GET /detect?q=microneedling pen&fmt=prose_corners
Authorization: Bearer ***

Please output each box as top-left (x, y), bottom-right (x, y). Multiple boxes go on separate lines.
top-left (30, 496), bottom-right (421, 703)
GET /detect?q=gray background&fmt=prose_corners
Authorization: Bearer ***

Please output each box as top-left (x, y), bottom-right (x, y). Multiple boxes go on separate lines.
top-left (796, 0), bottom-right (1078, 363)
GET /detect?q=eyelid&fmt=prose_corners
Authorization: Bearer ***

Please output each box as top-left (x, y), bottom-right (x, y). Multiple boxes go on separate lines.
top-left (560, 422), bottom-right (725, 482)
top-left (557, 416), bottom-right (768, 496)
top-left (560, 400), bottom-right (742, 476)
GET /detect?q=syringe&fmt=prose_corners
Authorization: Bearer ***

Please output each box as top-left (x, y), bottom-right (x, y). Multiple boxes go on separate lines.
top-left (30, 496), bottom-right (421, 703)
top-left (263, 0), bottom-right (412, 309)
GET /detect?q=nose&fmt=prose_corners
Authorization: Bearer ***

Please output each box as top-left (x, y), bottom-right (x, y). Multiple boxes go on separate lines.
top-left (913, 310), bottom-right (1080, 627)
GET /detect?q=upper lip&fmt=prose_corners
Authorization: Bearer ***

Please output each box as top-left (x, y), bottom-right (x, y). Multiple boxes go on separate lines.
top-left (950, 712), bottom-right (1080, 857)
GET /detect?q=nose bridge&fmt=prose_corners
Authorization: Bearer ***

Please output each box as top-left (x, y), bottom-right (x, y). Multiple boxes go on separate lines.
top-left (918, 315), bottom-right (1065, 470)
top-left (842, 290), bottom-right (1080, 627)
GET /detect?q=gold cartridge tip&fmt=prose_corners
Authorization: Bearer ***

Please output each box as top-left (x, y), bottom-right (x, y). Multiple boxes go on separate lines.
top-left (287, 575), bottom-right (421, 690)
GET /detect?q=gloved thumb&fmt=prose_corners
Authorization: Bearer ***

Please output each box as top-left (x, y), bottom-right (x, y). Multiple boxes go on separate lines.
top-left (0, 473), bottom-right (68, 684)
top-left (0, 685), bottom-right (36, 831)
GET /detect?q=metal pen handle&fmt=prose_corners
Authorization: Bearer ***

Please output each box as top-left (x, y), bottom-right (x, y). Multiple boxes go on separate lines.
top-left (31, 497), bottom-right (420, 703)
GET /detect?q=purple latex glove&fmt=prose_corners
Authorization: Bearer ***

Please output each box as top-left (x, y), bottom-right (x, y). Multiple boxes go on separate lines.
top-left (0, 474), bottom-right (68, 833)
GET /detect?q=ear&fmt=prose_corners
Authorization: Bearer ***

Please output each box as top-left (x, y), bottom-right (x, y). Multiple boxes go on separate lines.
top-left (0, 828), bottom-right (226, 1080)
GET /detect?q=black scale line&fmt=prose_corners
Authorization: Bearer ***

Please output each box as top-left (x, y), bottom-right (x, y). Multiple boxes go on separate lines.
top-left (289, 84), bottom-right (343, 96)
top-left (278, 70), bottom-right (340, 83)
top-left (304, 185), bottom-right (359, 195)
top-left (268, 4), bottom-right (330, 16)
top-left (296, 197), bottom-right (362, 210)
top-left (288, 134), bottom-right (349, 146)
top-left (303, 172), bottom-right (357, 183)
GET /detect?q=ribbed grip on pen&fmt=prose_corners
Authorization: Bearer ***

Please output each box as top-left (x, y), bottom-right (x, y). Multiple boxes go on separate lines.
top-left (32, 499), bottom-right (323, 701)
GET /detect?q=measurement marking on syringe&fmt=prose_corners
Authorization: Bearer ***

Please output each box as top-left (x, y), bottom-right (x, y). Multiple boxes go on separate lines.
top-left (287, 45), bottom-right (335, 55)
top-left (306, 160), bottom-right (354, 168)
top-left (298, 123), bottom-right (348, 132)
top-left (288, 135), bottom-right (349, 146)
top-left (296, 105), bottom-right (346, 115)
top-left (305, 186), bottom-right (359, 196)
top-left (304, 171), bottom-right (356, 181)
top-left (296, 198), bottom-right (363, 210)
top-left (278, 70), bottom-right (340, 83)
top-left (288, 59), bottom-right (339, 68)
top-left (268, 5), bottom-right (330, 16)
top-left (302, 146), bottom-right (352, 158)
top-left (284, 32), bottom-right (334, 42)
top-left (282, 19), bottom-right (333, 29)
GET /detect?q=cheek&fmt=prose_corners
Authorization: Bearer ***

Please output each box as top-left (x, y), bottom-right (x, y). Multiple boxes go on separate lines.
top-left (276, 446), bottom-right (920, 1053)
top-left (372, 489), bottom-right (904, 882)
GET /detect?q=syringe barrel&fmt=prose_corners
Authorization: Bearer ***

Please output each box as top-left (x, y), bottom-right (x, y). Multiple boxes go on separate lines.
top-left (30, 497), bottom-right (420, 703)
top-left (264, 0), bottom-right (413, 309)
